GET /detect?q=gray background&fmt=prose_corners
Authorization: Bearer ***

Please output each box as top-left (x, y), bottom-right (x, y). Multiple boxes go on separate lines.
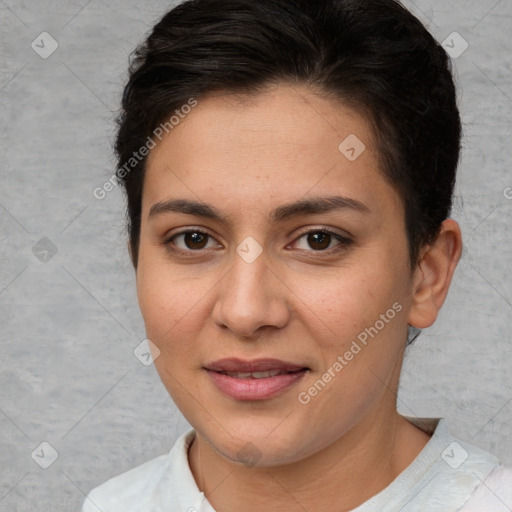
top-left (0, 0), bottom-right (511, 510)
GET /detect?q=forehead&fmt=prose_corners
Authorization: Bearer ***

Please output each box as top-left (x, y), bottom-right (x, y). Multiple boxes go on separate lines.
top-left (150, 84), bottom-right (374, 155)
top-left (143, 83), bottom-right (403, 220)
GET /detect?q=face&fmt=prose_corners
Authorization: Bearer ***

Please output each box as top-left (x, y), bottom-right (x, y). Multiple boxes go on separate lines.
top-left (136, 83), bottom-right (416, 467)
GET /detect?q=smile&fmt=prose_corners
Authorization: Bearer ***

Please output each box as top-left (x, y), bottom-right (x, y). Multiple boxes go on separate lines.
top-left (219, 370), bottom-right (290, 379)
top-left (205, 369), bottom-right (308, 400)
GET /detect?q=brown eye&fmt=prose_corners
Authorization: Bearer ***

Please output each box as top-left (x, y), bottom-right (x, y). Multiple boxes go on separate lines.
top-left (306, 232), bottom-right (331, 250)
top-left (166, 230), bottom-right (218, 252)
top-left (182, 231), bottom-right (209, 250)
top-left (293, 229), bottom-right (353, 253)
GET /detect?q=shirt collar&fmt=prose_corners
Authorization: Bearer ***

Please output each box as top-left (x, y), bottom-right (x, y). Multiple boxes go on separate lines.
top-left (168, 417), bottom-right (500, 512)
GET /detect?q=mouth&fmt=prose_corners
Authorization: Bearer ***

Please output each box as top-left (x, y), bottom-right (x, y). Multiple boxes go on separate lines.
top-left (203, 358), bottom-right (310, 400)
top-left (204, 357), bottom-right (309, 373)
top-left (215, 369), bottom-right (303, 379)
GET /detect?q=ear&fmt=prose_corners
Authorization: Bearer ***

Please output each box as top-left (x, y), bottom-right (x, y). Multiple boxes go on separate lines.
top-left (407, 219), bottom-right (463, 329)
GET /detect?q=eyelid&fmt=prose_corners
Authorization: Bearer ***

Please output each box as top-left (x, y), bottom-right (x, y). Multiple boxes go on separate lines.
top-left (163, 227), bottom-right (221, 251)
top-left (287, 226), bottom-right (353, 253)
top-left (163, 225), bottom-right (353, 255)
top-left (291, 225), bottom-right (353, 242)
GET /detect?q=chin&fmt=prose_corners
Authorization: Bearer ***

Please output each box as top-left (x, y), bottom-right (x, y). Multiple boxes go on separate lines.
top-left (197, 419), bottom-right (314, 468)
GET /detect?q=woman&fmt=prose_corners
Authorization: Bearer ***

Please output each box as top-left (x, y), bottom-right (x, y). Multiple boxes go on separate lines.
top-left (82, 0), bottom-right (512, 510)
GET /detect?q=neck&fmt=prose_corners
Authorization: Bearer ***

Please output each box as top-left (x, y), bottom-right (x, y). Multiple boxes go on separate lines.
top-left (188, 409), bottom-right (431, 512)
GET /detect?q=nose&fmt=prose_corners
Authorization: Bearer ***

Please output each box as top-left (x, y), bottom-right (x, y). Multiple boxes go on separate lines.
top-left (211, 244), bottom-right (290, 339)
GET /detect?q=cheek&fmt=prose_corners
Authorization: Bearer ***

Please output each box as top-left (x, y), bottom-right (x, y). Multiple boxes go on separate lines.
top-left (136, 263), bottom-right (204, 403)
top-left (137, 267), bottom-right (169, 339)
top-left (136, 255), bottom-right (180, 349)
top-left (307, 268), bottom-right (402, 344)
top-left (136, 253), bottom-right (214, 364)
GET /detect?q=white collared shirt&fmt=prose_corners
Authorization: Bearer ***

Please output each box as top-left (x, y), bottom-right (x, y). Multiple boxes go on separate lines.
top-left (82, 417), bottom-right (512, 511)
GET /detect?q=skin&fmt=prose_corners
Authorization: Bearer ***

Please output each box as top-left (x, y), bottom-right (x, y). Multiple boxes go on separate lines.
top-left (135, 82), bottom-right (462, 511)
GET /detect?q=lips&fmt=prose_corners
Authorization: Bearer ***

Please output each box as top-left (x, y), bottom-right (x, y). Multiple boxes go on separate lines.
top-left (204, 358), bottom-right (308, 373)
top-left (204, 358), bottom-right (310, 400)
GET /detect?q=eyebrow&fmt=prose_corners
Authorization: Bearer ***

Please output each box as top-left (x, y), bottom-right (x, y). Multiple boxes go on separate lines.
top-left (148, 195), bottom-right (371, 224)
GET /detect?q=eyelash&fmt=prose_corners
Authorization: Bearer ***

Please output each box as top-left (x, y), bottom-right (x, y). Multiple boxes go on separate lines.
top-left (162, 227), bottom-right (353, 257)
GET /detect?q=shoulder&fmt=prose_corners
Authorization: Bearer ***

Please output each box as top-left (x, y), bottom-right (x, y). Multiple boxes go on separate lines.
top-left (81, 429), bottom-right (196, 512)
top-left (81, 452), bottom-right (171, 512)
top-left (458, 465), bottom-right (512, 511)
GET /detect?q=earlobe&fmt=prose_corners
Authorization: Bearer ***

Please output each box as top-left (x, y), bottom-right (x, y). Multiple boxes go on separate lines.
top-left (407, 219), bottom-right (463, 329)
